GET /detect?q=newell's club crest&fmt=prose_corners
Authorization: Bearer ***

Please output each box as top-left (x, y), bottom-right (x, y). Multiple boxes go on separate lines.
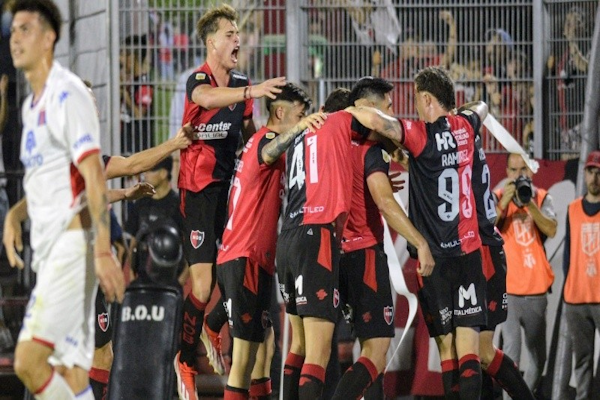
top-left (190, 230), bottom-right (205, 249)
top-left (582, 223), bottom-right (600, 256)
top-left (384, 306), bottom-right (394, 325)
top-left (98, 312), bottom-right (109, 332)
top-left (333, 289), bottom-right (340, 308)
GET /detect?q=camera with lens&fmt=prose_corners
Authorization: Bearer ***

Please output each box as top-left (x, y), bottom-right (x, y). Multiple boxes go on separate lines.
top-left (513, 175), bottom-right (533, 206)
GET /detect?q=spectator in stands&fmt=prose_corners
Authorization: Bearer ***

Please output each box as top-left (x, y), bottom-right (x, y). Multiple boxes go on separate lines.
top-left (486, 49), bottom-right (533, 145)
top-left (120, 34), bottom-right (154, 153)
top-left (494, 153), bottom-right (557, 398)
top-left (381, 11), bottom-right (454, 117)
top-left (547, 6), bottom-right (592, 155)
top-left (562, 150), bottom-right (600, 400)
top-left (173, 23), bottom-right (189, 74)
top-left (158, 17), bottom-right (174, 81)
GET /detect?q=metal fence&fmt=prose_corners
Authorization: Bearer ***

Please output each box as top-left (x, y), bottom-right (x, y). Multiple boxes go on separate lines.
top-left (114, 0), bottom-right (597, 159)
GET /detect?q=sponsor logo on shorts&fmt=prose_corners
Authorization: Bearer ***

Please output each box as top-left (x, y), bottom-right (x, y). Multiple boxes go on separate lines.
top-left (279, 283), bottom-right (290, 304)
top-left (383, 306), bottom-right (394, 325)
top-left (296, 296), bottom-right (307, 305)
top-left (458, 283), bottom-right (478, 308)
top-left (333, 289), bottom-right (340, 308)
top-left (190, 230), bottom-right (205, 249)
top-left (316, 289), bottom-right (328, 300)
top-left (439, 307), bottom-right (452, 326)
top-left (98, 312), bottom-right (109, 332)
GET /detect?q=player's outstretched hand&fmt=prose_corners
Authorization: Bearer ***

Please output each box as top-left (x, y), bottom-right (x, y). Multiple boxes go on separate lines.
top-left (388, 171), bottom-right (405, 193)
top-left (125, 182), bottom-right (156, 201)
top-left (416, 243), bottom-right (435, 277)
top-left (95, 253), bottom-right (125, 303)
top-left (3, 209), bottom-right (24, 269)
top-left (252, 76), bottom-right (286, 100)
top-left (172, 123), bottom-right (194, 149)
top-left (299, 112), bottom-right (327, 133)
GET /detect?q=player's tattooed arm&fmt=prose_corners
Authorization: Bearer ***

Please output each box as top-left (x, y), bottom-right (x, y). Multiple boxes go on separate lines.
top-left (345, 106), bottom-right (403, 146)
top-left (261, 112), bottom-right (327, 165)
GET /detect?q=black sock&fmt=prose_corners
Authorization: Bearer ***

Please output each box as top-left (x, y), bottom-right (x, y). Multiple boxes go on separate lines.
top-left (459, 354), bottom-right (482, 400)
top-left (486, 349), bottom-right (535, 400)
top-left (364, 373), bottom-right (384, 400)
top-left (206, 296), bottom-right (228, 332)
top-left (481, 371), bottom-right (495, 400)
top-left (180, 292), bottom-right (206, 366)
top-left (283, 352), bottom-right (304, 400)
top-left (332, 357), bottom-right (378, 400)
top-left (441, 359), bottom-right (460, 400)
top-left (299, 363), bottom-right (325, 400)
top-left (89, 367), bottom-right (109, 400)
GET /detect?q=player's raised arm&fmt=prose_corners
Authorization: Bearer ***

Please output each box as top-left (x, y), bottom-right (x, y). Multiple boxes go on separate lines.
top-left (345, 105), bottom-right (404, 146)
top-left (106, 123), bottom-right (194, 179)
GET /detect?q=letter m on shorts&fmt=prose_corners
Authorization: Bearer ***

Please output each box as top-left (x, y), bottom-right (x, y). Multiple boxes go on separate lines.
top-left (458, 283), bottom-right (477, 308)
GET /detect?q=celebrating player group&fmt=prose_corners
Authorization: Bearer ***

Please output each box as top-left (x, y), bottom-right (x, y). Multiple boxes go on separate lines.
top-left (3, 1), bottom-right (537, 400)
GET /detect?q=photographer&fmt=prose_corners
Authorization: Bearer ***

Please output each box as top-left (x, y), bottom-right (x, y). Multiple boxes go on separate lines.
top-left (493, 153), bottom-right (557, 398)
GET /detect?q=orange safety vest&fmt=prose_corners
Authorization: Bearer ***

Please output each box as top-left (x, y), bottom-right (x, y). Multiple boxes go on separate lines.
top-left (495, 187), bottom-right (554, 295)
top-left (563, 198), bottom-right (600, 304)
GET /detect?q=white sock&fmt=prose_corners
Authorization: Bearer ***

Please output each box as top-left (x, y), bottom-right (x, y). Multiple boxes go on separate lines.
top-left (34, 370), bottom-right (75, 400)
top-left (74, 385), bottom-right (94, 399)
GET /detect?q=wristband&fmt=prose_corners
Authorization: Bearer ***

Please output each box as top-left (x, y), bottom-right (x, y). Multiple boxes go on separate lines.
top-left (243, 86), bottom-right (249, 100)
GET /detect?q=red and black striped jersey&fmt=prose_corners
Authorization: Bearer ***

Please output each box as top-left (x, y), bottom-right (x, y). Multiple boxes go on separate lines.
top-left (281, 111), bottom-right (370, 235)
top-left (342, 140), bottom-right (390, 253)
top-left (179, 62), bottom-right (253, 192)
top-left (400, 111), bottom-right (482, 257)
top-left (217, 127), bottom-right (285, 274)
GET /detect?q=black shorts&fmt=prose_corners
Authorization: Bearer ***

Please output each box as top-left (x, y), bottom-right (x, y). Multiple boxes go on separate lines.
top-left (180, 183), bottom-right (229, 265)
top-left (418, 250), bottom-right (487, 337)
top-left (481, 245), bottom-right (508, 330)
top-left (216, 257), bottom-right (273, 342)
top-left (339, 245), bottom-right (395, 339)
top-left (94, 290), bottom-right (112, 348)
top-left (276, 224), bottom-right (340, 322)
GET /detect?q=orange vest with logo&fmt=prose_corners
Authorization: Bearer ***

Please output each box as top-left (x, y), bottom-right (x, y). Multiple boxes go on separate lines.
top-left (564, 198), bottom-right (600, 304)
top-left (495, 187), bottom-right (554, 295)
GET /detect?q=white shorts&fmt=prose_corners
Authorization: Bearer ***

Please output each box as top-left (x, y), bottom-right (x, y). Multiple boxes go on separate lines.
top-left (18, 229), bottom-right (98, 370)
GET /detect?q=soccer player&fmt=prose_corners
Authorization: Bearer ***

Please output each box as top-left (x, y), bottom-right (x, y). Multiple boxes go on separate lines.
top-left (331, 78), bottom-right (435, 399)
top-left (6, 1), bottom-right (124, 399)
top-left (217, 83), bottom-right (324, 399)
top-left (346, 67), bottom-right (487, 399)
top-left (174, 4), bottom-right (286, 399)
top-left (470, 119), bottom-right (535, 400)
top-left (276, 80), bottom-right (408, 400)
